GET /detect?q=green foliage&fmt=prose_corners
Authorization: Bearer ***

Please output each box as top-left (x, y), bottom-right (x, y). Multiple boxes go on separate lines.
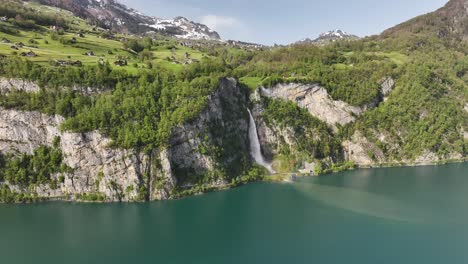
top-left (314, 161), bottom-right (356, 175)
top-left (0, 137), bottom-right (68, 187)
top-left (262, 97), bottom-right (342, 160)
top-left (0, 1), bottom-right (68, 29)
top-left (123, 37), bottom-right (153, 53)
top-left (75, 192), bottom-right (106, 202)
top-left (0, 185), bottom-right (38, 203)
top-left (0, 88), bottom-right (92, 117)
top-left (355, 47), bottom-right (468, 160)
top-left (234, 43), bottom-right (397, 106)
top-left (0, 57), bottom-right (126, 89)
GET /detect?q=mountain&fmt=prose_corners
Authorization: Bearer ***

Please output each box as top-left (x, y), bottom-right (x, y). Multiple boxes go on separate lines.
top-left (32, 0), bottom-right (221, 40)
top-left (295, 30), bottom-right (359, 45)
top-left (382, 0), bottom-right (468, 41)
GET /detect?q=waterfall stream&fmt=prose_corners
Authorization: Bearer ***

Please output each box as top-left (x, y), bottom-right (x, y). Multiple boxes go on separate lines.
top-left (247, 109), bottom-right (275, 174)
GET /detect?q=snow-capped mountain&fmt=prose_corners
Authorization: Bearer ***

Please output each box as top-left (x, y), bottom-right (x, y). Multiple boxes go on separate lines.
top-left (295, 30), bottom-right (359, 45)
top-left (143, 17), bottom-right (220, 40)
top-left (317, 30), bottom-right (358, 41)
top-left (33, 0), bottom-right (221, 40)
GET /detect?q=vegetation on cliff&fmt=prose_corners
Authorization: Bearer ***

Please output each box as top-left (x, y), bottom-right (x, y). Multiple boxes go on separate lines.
top-left (0, 0), bottom-right (466, 202)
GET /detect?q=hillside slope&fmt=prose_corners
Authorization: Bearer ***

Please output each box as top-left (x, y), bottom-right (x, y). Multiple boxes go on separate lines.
top-left (31, 0), bottom-right (221, 40)
top-left (382, 0), bottom-right (468, 41)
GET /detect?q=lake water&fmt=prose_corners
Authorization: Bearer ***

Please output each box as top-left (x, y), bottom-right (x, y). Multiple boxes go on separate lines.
top-left (0, 163), bottom-right (467, 264)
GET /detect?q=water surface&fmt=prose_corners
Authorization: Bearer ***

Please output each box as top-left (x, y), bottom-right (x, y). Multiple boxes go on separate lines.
top-left (0, 163), bottom-right (467, 264)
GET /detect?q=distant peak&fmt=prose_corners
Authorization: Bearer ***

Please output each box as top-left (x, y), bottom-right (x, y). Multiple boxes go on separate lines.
top-left (294, 29), bottom-right (359, 45)
top-left (319, 29), bottom-right (356, 39)
top-left (174, 16), bottom-right (189, 22)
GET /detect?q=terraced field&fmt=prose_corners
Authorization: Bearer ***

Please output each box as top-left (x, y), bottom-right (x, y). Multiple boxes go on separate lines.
top-left (0, 1), bottom-right (209, 74)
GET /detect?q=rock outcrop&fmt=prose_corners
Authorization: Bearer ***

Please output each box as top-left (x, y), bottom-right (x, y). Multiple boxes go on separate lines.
top-left (251, 103), bottom-right (294, 159)
top-left (0, 77), bottom-right (107, 95)
top-left (0, 78), bottom-right (40, 94)
top-left (0, 107), bottom-right (149, 201)
top-left (342, 132), bottom-right (386, 166)
top-left (380, 77), bottom-right (395, 101)
top-left (259, 83), bottom-right (362, 128)
top-left (259, 78), bottom-right (396, 129)
top-left (168, 78), bottom-right (250, 184)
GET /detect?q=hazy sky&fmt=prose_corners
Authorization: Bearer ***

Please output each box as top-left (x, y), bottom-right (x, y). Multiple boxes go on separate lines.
top-left (119, 0), bottom-right (449, 45)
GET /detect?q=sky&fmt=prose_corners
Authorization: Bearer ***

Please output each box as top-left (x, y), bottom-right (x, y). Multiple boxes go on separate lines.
top-left (119, 0), bottom-right (449, 45)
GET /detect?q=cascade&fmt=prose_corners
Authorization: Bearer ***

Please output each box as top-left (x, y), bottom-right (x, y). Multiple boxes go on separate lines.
top-left (247, 109), bottom-right (275, 174)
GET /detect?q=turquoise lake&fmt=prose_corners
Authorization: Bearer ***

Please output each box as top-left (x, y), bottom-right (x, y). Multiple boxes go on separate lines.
top-left (0, 163), bottom-right (467, 264)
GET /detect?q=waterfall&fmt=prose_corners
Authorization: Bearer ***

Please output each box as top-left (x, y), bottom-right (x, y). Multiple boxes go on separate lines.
top-left (247, 109), bottom-right (275, 174)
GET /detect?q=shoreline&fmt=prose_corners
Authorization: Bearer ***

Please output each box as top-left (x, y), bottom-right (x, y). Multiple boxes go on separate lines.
top-left (1, 158), bottom-right (466, 204)
top-left (263, 158), bottom-right (468, 183)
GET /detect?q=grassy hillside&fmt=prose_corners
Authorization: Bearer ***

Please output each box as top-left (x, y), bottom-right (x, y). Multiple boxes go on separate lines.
top-left (0, 1), bottom-right (215, 74)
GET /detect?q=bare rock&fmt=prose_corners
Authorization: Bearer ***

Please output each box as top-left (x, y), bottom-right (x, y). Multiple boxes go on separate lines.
top-left (0, 78), bottom-right (41, 94)
top-left (381, 77), bottom-right (395, 101)
top-left (260, 84), bottom-right (362, 128)
top-left (342, 132), bottom-right (385, 166)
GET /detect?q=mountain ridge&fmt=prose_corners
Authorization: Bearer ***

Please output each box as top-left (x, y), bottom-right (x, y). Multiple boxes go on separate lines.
top-left (295, 29), bottom-right (359, 45)
top-left (31, 0), bottom-right (221, 40)
top-left (382, 0), bottom-right (468, 41)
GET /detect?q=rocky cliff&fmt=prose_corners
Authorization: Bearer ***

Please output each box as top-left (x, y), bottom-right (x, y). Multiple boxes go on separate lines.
top-left (0, 77), bottom-right (250, 202)
top-left (258, 79), bottom-right (395, 129)
top-left (251, 79), bottom-right (465, 169)
top-left (259, 83), bottom-right (362, 128)
top-left (0, 75), bottom-right (464, 202)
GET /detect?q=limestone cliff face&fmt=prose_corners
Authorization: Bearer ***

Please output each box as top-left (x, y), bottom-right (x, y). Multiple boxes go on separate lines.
top-left (0, 108), bottom-right (159, 201)
top-left (251, 103), bottom-right (294, 159)
top-left (0, 75), bottom-right (462, 202)
top-left (342, 132), bottom-right (386, 166)
top-left (252, 79), bottom-right (465, 168)
top-left (253, 81), bottom-right (393, 165)
top-left (259, 79), bottom-right (395, 129)
top-left (167, 78), bottom-right (250, 186)
top-left (259, 83), bottom-right (362, 128)
top-left (0, 78), bottom-right (40, 94)
top-left (0, 77), bottom-right (107, 95)
top-left (0, 77), bottom-right (250, 202)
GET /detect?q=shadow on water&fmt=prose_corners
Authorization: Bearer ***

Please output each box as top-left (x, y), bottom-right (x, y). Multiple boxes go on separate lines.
top-left (292, 182), bottom-right (426, 223)
top-left (290, 164), bottom-right (468, 225)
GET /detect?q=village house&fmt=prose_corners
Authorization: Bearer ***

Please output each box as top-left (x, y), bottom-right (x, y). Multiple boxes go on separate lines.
top-left (55, 60), bottom-right (82, 67)
top-left (49, 25), bottom-right (62, 31)
top-left (20, 51), bottom-right (37, 57)
top-left (114, 59), bottom-right (127, 66)
top-left (72, 60), bottom-right (82, 67)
